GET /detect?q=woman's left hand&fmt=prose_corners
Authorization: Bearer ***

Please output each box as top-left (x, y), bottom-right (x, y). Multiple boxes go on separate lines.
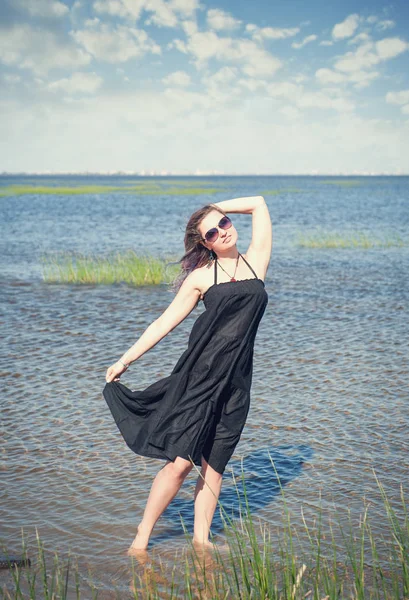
top-left (105, 361), bottom-right (127, 383)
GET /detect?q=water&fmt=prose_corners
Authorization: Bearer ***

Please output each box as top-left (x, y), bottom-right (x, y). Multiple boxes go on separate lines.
top-left (0, 175), bottom-right (408, 595)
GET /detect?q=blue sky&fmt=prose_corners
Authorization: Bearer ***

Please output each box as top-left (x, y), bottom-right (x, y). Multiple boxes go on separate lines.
top-left (0, 0), bottom-right (408, 174)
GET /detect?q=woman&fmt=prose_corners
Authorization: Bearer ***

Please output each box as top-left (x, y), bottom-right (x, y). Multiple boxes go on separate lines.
top-left (103, 195), bottom-right (272, 552)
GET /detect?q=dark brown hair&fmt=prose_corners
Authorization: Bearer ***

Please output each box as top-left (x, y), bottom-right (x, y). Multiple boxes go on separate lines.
top-left (168, 203), bottom-right (226, 295)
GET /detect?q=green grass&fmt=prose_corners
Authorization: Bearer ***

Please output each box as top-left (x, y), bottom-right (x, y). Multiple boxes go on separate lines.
top-left (296, 230), bottom-right (407, 249)
top-left (320, 180), bottom-right (362, 187)
top-left (261, 189), bottom-right (302, 195)
top-left (0, 184), bottom-right (223, 197)
top-left (41, 232), bottom-right (408, 288)
top-left (41, 251), bottom-right (181, 285)
top-left (0, 184), bottom-right (149, 196)
top-left (125, 179), bottom-right (225, 187)
top-left (158, 187), bottom-right (221, 195)
top-left (1, 469), bottom-right (408, 599)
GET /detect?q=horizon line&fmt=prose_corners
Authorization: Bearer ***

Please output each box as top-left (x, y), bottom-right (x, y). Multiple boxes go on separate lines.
top-left (1, 172), bottom-right (409, 177)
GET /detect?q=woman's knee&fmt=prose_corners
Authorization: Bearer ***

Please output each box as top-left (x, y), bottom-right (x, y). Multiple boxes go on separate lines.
top-left (167, 457), bottom-right (193, 479)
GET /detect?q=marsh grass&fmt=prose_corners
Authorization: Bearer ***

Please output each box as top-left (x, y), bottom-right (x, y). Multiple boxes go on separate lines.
top-left (41, 231), bottom-right (407, 287)
top-left (296, 230), bottom-right (407, 249)
top-left (1, 468), bottom-right (408, 599)
top-left (0, 184), bottom-right (149, 196)
top-left (41, 251), bottom-right (181, 286)
top-left (157, 187), bottom-right (221, 195)
top-left (320, 180), bottom-right (362, 187)
top-left (261, 189), bottom-right (302, 195)
top-left (0, 184), bottom-right (223, 197)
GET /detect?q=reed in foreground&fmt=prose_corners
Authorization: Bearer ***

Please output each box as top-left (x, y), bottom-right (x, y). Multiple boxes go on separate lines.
top-left (296, 230), bottom-right (407, 249)
top-left (41, 251), bottom-right (181, 286)
top-left (1, 468), bottom-right (407, 599)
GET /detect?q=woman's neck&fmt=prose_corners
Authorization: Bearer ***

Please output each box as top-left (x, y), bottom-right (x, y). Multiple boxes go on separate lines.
top-left (214, 246), bottom-right (240, 262)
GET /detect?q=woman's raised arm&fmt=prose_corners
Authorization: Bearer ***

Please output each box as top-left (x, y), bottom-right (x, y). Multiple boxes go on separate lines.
top-left (212, 195), bottom-right (272, 278)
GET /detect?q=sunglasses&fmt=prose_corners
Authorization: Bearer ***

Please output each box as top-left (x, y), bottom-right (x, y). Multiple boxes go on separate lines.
top-left (202, 216), bottom-right (233, 243)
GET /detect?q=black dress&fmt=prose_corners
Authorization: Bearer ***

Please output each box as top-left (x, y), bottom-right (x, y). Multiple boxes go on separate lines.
top-left (103, 254), bottom-right (268, 475)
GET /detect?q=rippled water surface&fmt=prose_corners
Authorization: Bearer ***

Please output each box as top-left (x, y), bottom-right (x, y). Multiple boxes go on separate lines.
top-left (1, 175), bottom-right (408, 596)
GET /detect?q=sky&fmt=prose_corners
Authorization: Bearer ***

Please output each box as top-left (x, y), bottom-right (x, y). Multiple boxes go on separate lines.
top-left (0, 0), bottom-right (409, 174)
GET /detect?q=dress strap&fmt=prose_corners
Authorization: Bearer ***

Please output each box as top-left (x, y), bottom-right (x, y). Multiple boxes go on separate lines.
top-left (240, 253), bottom-right (258, 279)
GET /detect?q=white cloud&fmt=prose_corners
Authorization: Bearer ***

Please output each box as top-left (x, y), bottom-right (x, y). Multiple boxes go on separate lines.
top-left (375, 37), bottom-right (408, 60)
top-left (316, 33), bottom-right (408, 92)
top-left (200, 67), bottom-right (241, 104)
top-left (48, 71), bottom-right (103, 94)
top-left (292, 34), bottom-right (317, 50)
top-left (207, 9), bottom-right (241, 31)
top-left (237, 77), bottom-right (266, 92)
top-left (93, 0), bottom-right (199, 27)
top-left (246, 24), bottom-right (300, 42)
top-left (296, 91), bottom-right (354, 112)
top-left (267, 80), bottom-right (354, 112)
top-left (3, 74), bottom-right (22, 84)
top-left (93, 0), bottom-right (145, 20)
top-left (168, 38), bottom-right (187, 53)
top-left (181, 20), bottom-right (197, 36)
top-left (71, 24), bottom-right (161, 63)
top-left (334, 37), bottom-right (408, 74)
top-left (315, 67), bottom-right (379, 89)
top-left (319, 40), bottom-right (333, 47)
top-left (348, 70), bottom-right (379, 88)
top-left (332, 14), bottom-right (360, 41)
top-left (239, 42), bottom-right (282, 77)
top-left (334, 42), bottom-right (379, 72)
top-left (348, 32), bottom-right (371, 45)
top-left (175, 30), bottom-right (282, 77)
top-left (69, 0), bottom-right (83, 25)
top-left (280, 106), bottom-right (300, 119)
top-left (14, 0), bottom-right (69, 18)
top-left (144, 0), bottom-right (178, 27)
top-left (267, 81), bottom-right (301, 99)
top-left (161, 87), bottom-right (213, 112)
top-left (0, 24), bottom-right (90, 75)
top-left (401, 104), bottom-right (409, 115)
top-left (181, 30), bottom-right (230, 63)
top-left (315, 68), bottom-right (345, 85)
top-left (337, 46), bottom-right (375, 73)
top-left (162, 70), bottom-right (191, 86)
top-left (84, 17), bottom-right (101, 27)
top-left (292, 74), bottom-right (308, 83)
top-left (204, 66), bottom-right (238, 86)
top-left (168, 0), bottom-right (199, 18)
top-left (386, 90), bottom-right (409, 105)
top-left (376, 20), bottom-right (395, 31)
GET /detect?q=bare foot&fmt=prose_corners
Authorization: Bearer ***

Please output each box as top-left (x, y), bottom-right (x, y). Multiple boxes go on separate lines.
top-left (127, 526), bottom-right (150, 554)
top-left (127, 547), bottom-right (149, 566)
top-left (192, 537), bottom-right (230, 553)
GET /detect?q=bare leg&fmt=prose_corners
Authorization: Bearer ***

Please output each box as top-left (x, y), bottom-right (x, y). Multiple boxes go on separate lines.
top-left (128, 457), bottom-right (193, 552)
top-left (192, 457), bottom-right (223, 547)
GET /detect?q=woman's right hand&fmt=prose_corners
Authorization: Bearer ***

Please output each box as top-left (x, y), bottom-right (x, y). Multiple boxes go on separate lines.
top-left (105, 361), bottom-right (128, 383)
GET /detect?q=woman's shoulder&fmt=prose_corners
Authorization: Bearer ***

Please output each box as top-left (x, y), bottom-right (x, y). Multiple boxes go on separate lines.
top-left (190, 261), bottom-right (215, 301)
